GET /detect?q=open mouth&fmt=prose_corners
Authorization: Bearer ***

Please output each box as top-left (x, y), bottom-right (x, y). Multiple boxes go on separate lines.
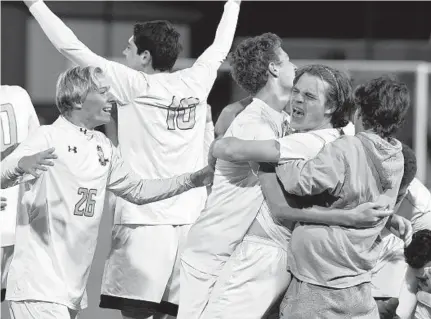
top-left (102, 107), bottom-right (112, 114)
top-left (292, 106), bottom-right (305, 118)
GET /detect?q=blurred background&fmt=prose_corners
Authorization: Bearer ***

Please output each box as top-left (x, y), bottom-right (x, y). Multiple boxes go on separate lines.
top-left (1, 1), bottom-right (431, 318)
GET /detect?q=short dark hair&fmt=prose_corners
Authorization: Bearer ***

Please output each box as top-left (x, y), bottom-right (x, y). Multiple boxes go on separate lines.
top-left (133, 21), bottom-right (182, 72)
top-left (405, 229), bottom-right (431, 269)
top-left (294, 64), bottom-right (354, 128)
top-left (229, 33), bottom-right (282, 95)
top-left (354, 75), bottom-right (410, 138)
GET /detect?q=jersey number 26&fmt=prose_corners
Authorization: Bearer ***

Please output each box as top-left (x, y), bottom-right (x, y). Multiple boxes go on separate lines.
top-left (74, 187), bottom-right (97, 217)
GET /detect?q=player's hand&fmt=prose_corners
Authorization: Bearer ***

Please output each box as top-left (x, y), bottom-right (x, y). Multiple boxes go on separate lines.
top-left (344, 202), bottom-right (393, 228)
top-left (386, 215), bottom-right (413, 246)
top-left (23, 0), bottom-right (40, 8)
top-left (17, 147), bottom-right (58, 178)
top-left (0, 197), bottom-right (6, 211)
top-left (190, 166), bottom-right (214, 187)
top-left (206, 104), bottom-right (213, 124)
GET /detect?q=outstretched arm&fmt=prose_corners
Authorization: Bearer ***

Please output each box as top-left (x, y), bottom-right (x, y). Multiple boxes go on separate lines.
top-left (25, 0), bottom-right (147, 104)
top-left (276, 140), bottom-right (346, 196)
top-left (212, 131), bottom-right (325, 163)
top-left (1, 128), bottom-right (56, 188)
top-left (259, 170), bottom-right (391, 227)
top-left (181, 0), bottom-right (240, 97)
top-left (107, 146), bottom-right (213, 205)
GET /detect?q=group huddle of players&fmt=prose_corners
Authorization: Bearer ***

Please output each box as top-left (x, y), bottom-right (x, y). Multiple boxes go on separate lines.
top-left (1, 1), bottom-right (431, 319)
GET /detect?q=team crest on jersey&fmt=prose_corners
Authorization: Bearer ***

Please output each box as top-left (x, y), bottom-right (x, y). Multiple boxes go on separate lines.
top-left (97, 145), bottom-right (109, 166)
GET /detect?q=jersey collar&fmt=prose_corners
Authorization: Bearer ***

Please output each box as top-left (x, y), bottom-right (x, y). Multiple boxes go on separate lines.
top-left (57, 116), bottom-right (95, 138)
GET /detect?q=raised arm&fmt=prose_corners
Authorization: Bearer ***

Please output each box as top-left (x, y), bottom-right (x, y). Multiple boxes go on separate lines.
top-left (181, 0), bottom-right (240, 96)
top-left (276, 139), bottom-right (346, 196)
top-left (396, 267), bottom-right (419, 319)
top-left (203, 104), bottom-right (215, 164)
top-left (25, 0), bottom-right (146, 104)
top-left (402, 178), bottom-right (431, 231)
top-left (107, 146), bottom-right (213, 205)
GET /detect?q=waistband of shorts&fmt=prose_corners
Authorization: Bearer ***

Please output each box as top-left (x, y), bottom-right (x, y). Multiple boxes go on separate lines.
top-left (243, 234), bottom-right (285, 248)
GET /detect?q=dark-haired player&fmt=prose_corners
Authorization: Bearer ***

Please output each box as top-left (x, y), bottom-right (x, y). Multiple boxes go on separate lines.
top-left (24, 0), bottom-right (240, 317)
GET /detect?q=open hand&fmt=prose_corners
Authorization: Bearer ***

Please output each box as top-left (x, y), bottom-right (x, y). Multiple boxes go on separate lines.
top-left (17, 147), bottom-right (58, 178)
top-left (345, 202), bottom-right (393, 228)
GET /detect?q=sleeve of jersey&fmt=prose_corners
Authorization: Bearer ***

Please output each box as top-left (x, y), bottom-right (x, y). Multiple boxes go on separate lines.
top-left (106, 146), bottom-right (196, 205)
top-left (405, 177), bottom-right (431, 231)
top-left (180, 0), bottom-right (240, 97)
top-left (275, 141), bottom-right (346, 197)
top-left (203, 121), bottom-right (215, 164)
top-left (29, 1), bottom-right (147, 104)
top-left (276, 133), bottom-right (325, 163)
top-left (1, 127), bottom-right (49, 189)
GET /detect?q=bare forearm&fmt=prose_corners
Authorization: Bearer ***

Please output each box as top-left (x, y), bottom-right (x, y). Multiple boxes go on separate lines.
top-left (275, 205), bottom-right (353, 226)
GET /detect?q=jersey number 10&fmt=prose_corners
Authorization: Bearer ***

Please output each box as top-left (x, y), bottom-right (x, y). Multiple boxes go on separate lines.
top-left (166, 97), bottom-right (199, 131)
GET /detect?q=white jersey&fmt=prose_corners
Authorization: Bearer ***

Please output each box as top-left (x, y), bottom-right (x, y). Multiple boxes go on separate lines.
top-left (1, 117), bottom-right (198, 309)
top-left (182, 99), bottom-right (286, 275)
top-left (0, 85), bottom-right (40, 247)
top-left (29, 0), bottom-right (239, 225)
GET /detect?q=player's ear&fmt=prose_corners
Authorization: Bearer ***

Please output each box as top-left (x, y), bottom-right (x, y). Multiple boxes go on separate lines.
top-left (268, 61), bottom-right (279, 78)
top-left (139, 50), bottom-right (152, 67)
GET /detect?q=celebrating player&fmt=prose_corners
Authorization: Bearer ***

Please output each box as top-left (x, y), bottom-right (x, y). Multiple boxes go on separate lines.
top-left (1, 66), bottom-right (213, 319)
top-left (24, 0), bottom-right (240, 317)
top-left (0, 85), bottom-right (40, 304)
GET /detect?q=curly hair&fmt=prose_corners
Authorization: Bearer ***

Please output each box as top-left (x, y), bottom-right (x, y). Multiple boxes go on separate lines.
top-left (354, 75), bottom-right (410, 139)
top-left (405, 229), bottom-right (431, 269)
top-left (293, 64), bottom-right (355, 128)
top-left (228, 33), bottom-right (282, 95)
top-left (133, 21), bottom-right (182, 72)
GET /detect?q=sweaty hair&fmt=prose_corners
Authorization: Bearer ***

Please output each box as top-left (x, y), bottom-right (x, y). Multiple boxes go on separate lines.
top-left (133, 21), bottom-right (182, 72)
top-left (229, 33), bottom-right (282, 95)
top-left (56, 66), bottom-right (103, 115)
top-left (293, 64), bottom-right (355, 128)
top-left (405, 229), bottom-right (431, 269)
top-left (354, 75), bottom-right (410, 139)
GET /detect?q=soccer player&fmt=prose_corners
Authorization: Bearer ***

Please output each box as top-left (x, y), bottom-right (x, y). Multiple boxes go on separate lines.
top-left (0, 85), bottom-right (40, 303)
top-left (1, 66), bottom-right (212, 319)
top-left (24, 0), bottom-right (240, 317)
top-left (201, 65), bottom-right (373, 319)
top-left (178, 32), bottom-right (296, 319)
top-left (274, 76), bottom-right (410, 318)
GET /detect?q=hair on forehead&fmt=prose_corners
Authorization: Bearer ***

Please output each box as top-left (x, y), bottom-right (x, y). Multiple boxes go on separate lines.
top-left (55, 66), bottom-right (103, 115)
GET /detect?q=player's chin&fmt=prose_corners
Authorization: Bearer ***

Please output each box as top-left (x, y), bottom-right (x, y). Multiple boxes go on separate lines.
top-left (97, 113), bottom-right (112, 125)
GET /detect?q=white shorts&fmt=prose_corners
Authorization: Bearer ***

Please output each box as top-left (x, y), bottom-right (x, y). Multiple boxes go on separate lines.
top-left (1, 245), bottom-right (14, 302)
top-left (100, 224), bottom-right (191, 317)
top-left (9, 300), bottom-right (78, 319)
top-left (201, 235), bottom-right (291, 319)
top-left (371, 234), bottom-right (407, 298)
top-left (176, 260), bottom-right (218, 319)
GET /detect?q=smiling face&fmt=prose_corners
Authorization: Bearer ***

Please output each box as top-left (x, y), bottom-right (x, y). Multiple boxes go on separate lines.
top-left (81, 74), bottom-right (115, 127)
top-left (290, 73), bottom-right (332, 132)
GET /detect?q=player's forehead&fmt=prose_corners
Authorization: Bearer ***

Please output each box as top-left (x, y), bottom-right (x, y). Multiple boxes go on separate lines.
top-left (294, 73), bottom-right (329, 96)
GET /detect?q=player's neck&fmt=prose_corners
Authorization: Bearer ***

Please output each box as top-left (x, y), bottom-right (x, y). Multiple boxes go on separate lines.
top-left (64, 114), bottom-right (96, 130)
top-left (255, 86), bottom-right (290, 113)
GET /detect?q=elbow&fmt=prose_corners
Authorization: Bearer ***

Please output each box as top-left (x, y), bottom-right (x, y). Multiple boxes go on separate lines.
top-left (212, 139), bottom-right (238, 162)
